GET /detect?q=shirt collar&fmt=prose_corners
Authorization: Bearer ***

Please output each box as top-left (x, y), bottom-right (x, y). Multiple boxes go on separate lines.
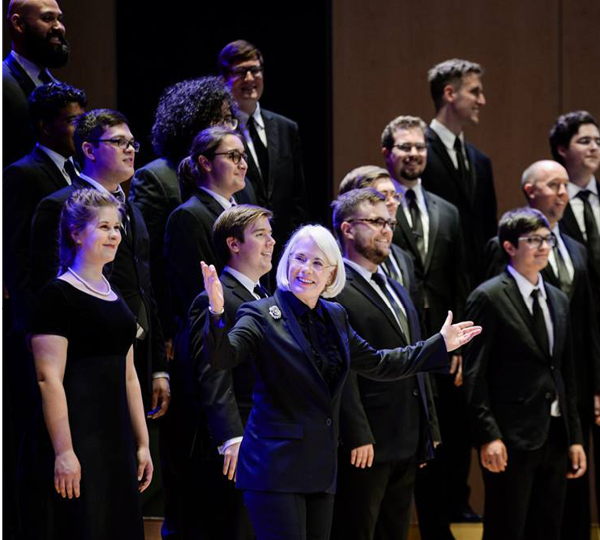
top-left (223, 266), bottom-right (259, 296)
top-left (567, 176), bottom-right (598, 198)
top-left (199, 186), bottom-right (235, 211)
top-left (394, 178), bottom-right (424, 202)
top-left (10, 50), bottom-right (55, 86)
top-left (343, 257), bottom-right (379, 282)
top-left (282, 288), bottom-right (325, 321)
top-left (78, 172), bottom-right (126, 201)
top-left (507, 264), bottom-right (547, 301)
top-left (37, 143), bottom-right (70, 169)
top-left (238, 102), bottom-right (264, 129)
top-left (430, 118), bottom-right (465, 151)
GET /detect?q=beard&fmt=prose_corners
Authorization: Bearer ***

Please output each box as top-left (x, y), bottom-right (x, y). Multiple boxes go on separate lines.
top-left (25, 25), bottom-right (70, 68)
top-left (399, 166), bottom-right (423, 181)
top-left (355, 234), bottom-right (389, 266)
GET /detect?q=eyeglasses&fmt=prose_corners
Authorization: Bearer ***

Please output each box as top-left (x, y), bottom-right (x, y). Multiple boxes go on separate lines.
top-left (91, 137), bottom-right (140, 152)
top-left (347, 217), bottom-right (397, 231)
top-left (518, 234), bottom-right (556, 249)
top-left (290, 253), bottom-right (335, 274)
top-left (378, 191), bottom-right (402, 203)
top-left (222, 117), bottom-right (239, 130)
top-left (230, 65), bottom-right (263, 79)
top-left (393, 143), bottom-right (427, 153)
top-left (213, 149), bottom-right (248, 165)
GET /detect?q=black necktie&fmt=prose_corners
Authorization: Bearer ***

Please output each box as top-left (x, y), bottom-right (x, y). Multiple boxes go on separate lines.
top-left (63, 159), bottom-right (79, 184)
top-left (247, 116), bottom-right (269, 187)
top-left (382, 256), bottom-right (403, 286)
top-left (253, 284), bottom-right (268, 299)
top-left (404, 189), bottom-right (425, 264)
top-left (454, 136), bottom-right (473, 197)
top-left (38, 69), bottom-right (52, 84)
top-left (552, 244), bottom-right (572, 296)
top-left (576, 190), bottom-right (600, 271)
top-left (371, 272), bottom-right (410, 341)
top-left (531, 289), bottom-right (550, 357)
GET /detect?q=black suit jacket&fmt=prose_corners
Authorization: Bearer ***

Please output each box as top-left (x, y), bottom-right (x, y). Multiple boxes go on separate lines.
top-left (335, 264), bottom-right (438, 463)
top-left (392, 189), bottom-right (468, 335)
top-left (243, 109), bottom-right (308, 247)
top-left (3, 146), bottom-right (70, 331)
top-left (464, 271), bottom-right (582, 450)
top-left (29, 177), bottom-right (167, 405)
top-left (203, 287), bottom-right (449, 493)
top-left (189, 272), bottom-right (258, 446)
top-left (485, 234), bottom-right (600, 411)
top-left (3, 54), bottom-right (37, 167)
top-left (164, 189), bottom-right (226, 337)
top-left (421, 127), bottom-right (497, 288)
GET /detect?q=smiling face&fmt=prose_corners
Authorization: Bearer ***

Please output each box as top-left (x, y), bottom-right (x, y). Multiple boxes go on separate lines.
top-left (372, 177), bottom-right (400, 217)
top-left (448, 73), bottom-right (486, 126)
top-left (15, 0), bottom-right (69, 68)
top-left (83, 123), bottom-right (136, 185)
top-left (345, 201), bottom-right (392, 269)
top-left (231, 215), bottom-right (275, 281)
top-left (504, 226), bottom-right (551, 280)
top-left (225, 58), bottom-right (264, 114)
top-left (524, 162), bottom-right (569, 225)
top-left (383, 127), bottom-right (427, 184)
top-left (287, 236), bottom-right (336, 308)
top-left (558, 123), bottom-right (600, 180)
top-left (72, 206), bottom-right (122, 266)
top-left (204, 134), bottom-right (247, 198)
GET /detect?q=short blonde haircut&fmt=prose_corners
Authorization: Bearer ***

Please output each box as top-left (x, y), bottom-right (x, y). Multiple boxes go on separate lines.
top-left (276, 224), bottom-right (346, 298)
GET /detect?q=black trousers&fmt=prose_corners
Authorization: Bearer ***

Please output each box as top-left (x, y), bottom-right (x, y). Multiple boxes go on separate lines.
top-left (243, 491), bottom-right (334, 540)
top-left (482, 418), bottom-right (568, 540)
top-left (330, 455), bottom-right (416, 540)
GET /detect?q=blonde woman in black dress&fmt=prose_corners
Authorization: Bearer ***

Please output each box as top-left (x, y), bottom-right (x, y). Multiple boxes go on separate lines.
top-left (29, 189), bottom-right (152, 539)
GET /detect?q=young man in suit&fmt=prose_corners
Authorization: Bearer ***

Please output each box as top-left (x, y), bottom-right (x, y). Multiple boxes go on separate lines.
top-left (218, 40), bottom-right (309, 253)
top-left (184, 204), bottom-right (274, 539)
top-left (329, 188), bottom-right (438, 540)
top-left (465, 207), bottom-right (585, 540)
top-left (421, 59), bottom-right (497, 293)
top-left (549, 111), bottom-right (600, 323)
top-left (484, 160), bottom-right (600, 540)
top-left (3, 0), bottom-right (70, 166)
top-left (381, 114), bottom-right (471, 538)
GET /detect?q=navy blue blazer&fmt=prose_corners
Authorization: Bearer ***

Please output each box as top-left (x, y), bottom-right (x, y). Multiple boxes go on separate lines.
top-left (203, 287), bottom-right (449, 494)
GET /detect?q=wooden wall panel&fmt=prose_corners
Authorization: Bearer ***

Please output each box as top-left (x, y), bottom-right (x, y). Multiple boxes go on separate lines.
top-left (332, 0), bottom-right (560, 216)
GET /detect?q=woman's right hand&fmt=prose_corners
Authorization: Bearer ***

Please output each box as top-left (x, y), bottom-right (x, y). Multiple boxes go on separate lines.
top-left (54, 449), bottom-right (81, 499)
top-left (201, 261), bottom-right (224, 314)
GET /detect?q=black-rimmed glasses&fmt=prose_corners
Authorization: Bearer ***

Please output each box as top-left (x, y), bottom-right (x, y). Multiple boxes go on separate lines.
top-left (518, 234), bottom-right (556, 249)
top-left (347, 217), bottom-right (397, 231)
top-left (91, 137), bottom-right (140, 152)
top-left (213, 150), bottom-right (248, 165)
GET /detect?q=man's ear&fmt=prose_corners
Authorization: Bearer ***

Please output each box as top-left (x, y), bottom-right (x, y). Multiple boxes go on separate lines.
top-left (556, 145), bottom-right (569, 162)
top-left (198, 155), bottom-right (212, 174)
top-left (381, 147), bottom-right (390, 159)
top-left (502, 240), bottom-right (517, 258)
top-left (523, 182), bottom-right (535, 200)
top-left (340, 221), bottom-right (354, 242)
top-left (442, 83), bottom-right (456, 104)
top-left (82, 141), bottom-right (95, 161)
top-left (10, 14), bottom-right (25, 35)
top-left (226, 236), bottom-right (239, 254)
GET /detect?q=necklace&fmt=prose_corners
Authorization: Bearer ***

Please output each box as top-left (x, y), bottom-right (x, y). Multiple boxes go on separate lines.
top-left (67, 267), bottom-right (112, 296)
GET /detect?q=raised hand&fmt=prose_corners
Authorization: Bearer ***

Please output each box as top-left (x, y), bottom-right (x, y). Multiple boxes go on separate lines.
top-left (440, 311), bottom-right (482, 352)
top-left (201, 261), bottom-right (224, 314)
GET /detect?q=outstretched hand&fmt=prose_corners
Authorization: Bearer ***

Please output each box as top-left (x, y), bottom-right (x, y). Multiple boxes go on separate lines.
top-left (201, 261), bottom-right (224, 314)
top-left (440, 311), bottom-right (482, 352)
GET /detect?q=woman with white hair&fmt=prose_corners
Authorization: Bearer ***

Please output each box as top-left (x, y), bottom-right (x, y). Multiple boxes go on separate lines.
top-left (200, 224), bottom-right (481, 540)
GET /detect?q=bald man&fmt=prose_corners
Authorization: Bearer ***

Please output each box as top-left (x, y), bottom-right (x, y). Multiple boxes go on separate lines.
top-left (3, 0), bottom-right (70, 167)
top-left (485, 161), bottom-right (600, 540)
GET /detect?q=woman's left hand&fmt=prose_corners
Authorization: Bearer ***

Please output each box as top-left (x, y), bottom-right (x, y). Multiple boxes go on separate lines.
top-left (137, 446), bottom-right (153, 492)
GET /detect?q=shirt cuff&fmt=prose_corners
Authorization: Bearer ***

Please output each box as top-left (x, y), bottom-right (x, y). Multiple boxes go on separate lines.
top-left (218, 436), bottom-right (243, 455)
top-left (152, 371), bottom-right (170, 380)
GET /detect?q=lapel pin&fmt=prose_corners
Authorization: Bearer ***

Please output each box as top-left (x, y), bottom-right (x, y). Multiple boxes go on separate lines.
top-left (269, 305), bottom-right (282, 320)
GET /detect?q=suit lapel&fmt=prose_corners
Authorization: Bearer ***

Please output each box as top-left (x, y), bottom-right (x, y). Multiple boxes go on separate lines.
top-left (546, 284), bottom-right (565, 361)
top-left (426, 127), bottom-right (472, 205)
top-left (423, 191), bottom-right (438, 273)
top-left (222, 272), bottom-right (255, 304)
top-left (395, 205), bottom-right (421, 268)
top-left (263, 109), bottom-right (278, 198)
top-left (5, 55), bottom-right (36, 96)
top-left (560, 204), bottom-right (585, 244)
top-left (196, 189), bottom-right (225, 221)
top-left (502, 272), bottom-right (549, 360)
top-left (242, 137), bottom-right (267, 203)
top-left (388, 278), bottom-right (417, 342)
top-left (32, 146), bottom-right (69, 191)
top-left (562, 235), bottom-right (581, 298)
top-left (345, 265), bottom-right (406, 344)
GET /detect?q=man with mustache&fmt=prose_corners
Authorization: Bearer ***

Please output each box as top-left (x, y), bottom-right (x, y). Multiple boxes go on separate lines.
top-left (3, 0), bottom-right (70, 167)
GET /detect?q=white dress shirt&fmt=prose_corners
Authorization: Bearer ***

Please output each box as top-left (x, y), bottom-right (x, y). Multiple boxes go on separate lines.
top-left (547, 224), bottom-right (574, 281)
top-left (199, 186), bottom-right (236, 211)
top-left (567, 177), bottom-right (600, 241)
top-left (430, 118), bottom-right (470, 171)
top-left (37, 144), bottom-right (77, 185)
top-left (507, 265), bottom-right (559, 416)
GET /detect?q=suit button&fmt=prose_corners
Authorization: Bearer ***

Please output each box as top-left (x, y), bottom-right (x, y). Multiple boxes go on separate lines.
top-left (545, 392), bottom-right (552, 400)
top-left (325, 418), bottom-right (332, 427)
top-left (550, 366), bottom-right (555, 371)
top-left (413, 389), bottom-right (419, 396)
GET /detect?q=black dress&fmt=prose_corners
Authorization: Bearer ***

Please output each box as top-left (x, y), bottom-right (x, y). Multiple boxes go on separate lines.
top-left (29, 279), bottom-right (144, 540)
